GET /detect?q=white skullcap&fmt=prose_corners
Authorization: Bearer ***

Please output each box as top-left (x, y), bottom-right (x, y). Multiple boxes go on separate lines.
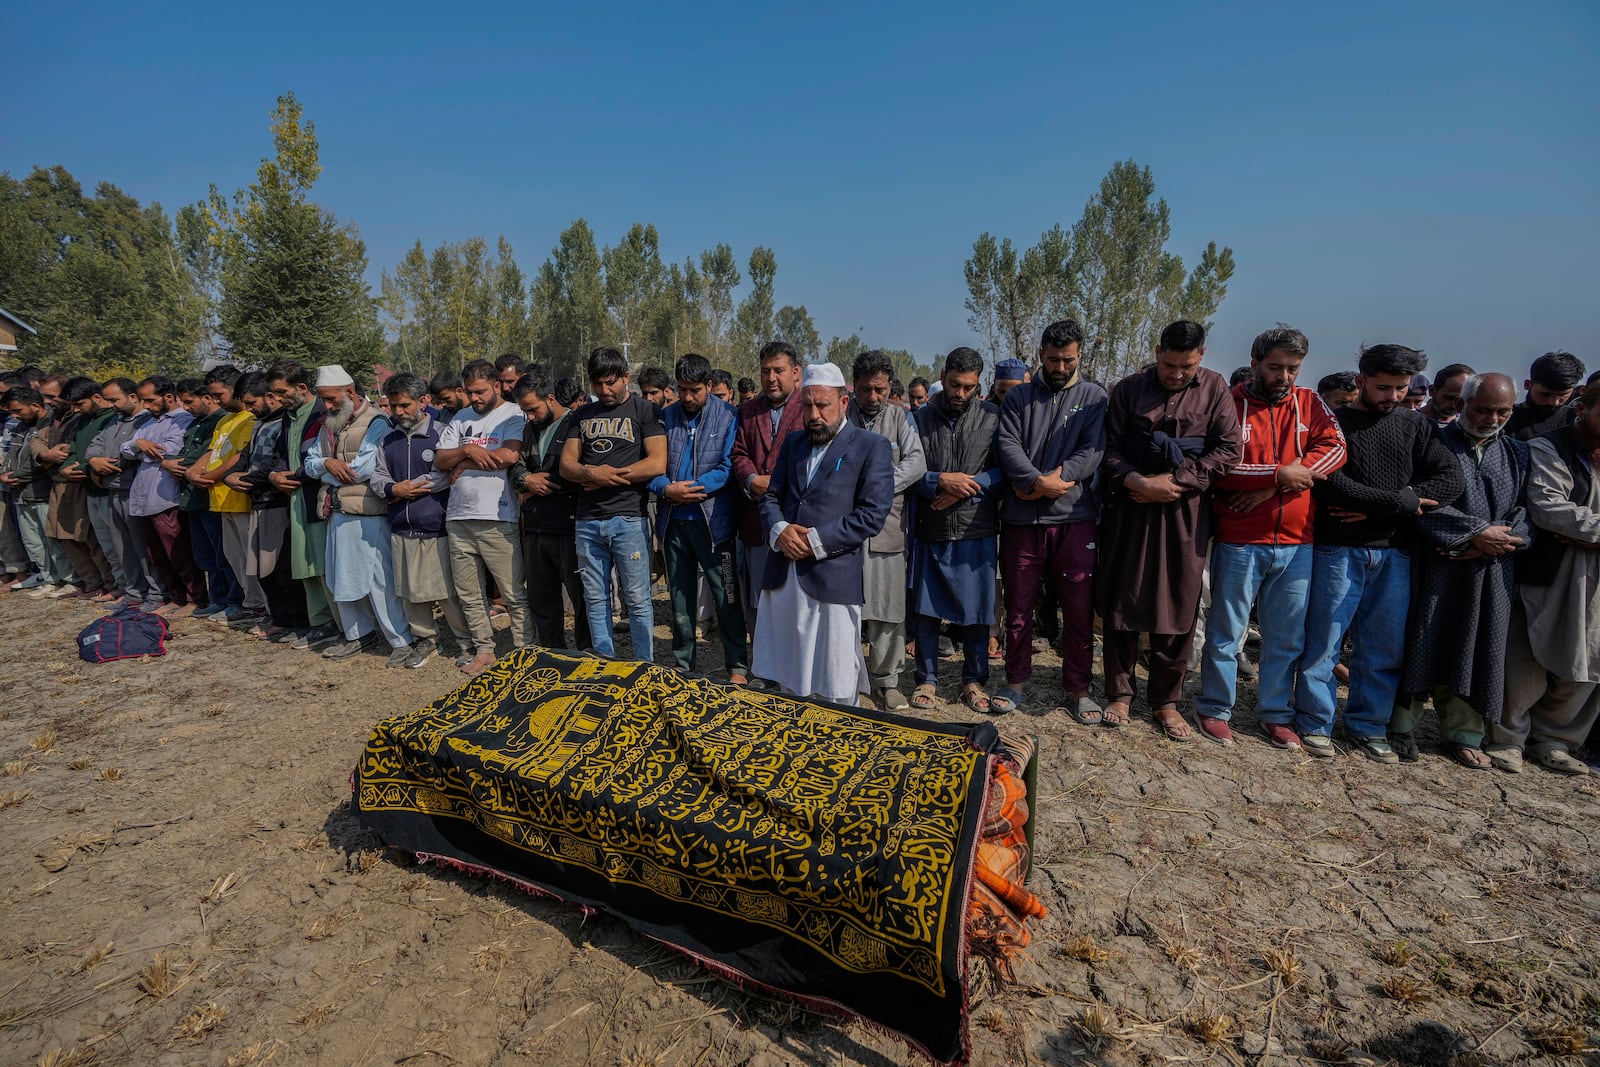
top-left (801, 363), bottom-right (847, 389)
top-left (928, 381), bottom-right (944, 395)
top-left (317, 364), bottom-right (354, 387)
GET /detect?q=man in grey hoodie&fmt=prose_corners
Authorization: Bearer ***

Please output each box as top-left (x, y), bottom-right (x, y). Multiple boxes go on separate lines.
top-left (993, 320), bottom-right (1108, 719)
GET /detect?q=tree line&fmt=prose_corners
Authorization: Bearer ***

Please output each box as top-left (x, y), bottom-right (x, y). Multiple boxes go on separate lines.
top-left (1, 94), bottom-right (1234, 388)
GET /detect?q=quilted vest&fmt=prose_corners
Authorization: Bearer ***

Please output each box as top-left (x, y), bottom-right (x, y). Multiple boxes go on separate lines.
top-left (330, 402), bottom-right (388, 517)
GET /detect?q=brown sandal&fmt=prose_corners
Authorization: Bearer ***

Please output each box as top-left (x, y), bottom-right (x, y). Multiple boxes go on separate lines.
top-left (1102, 701), bottom-right (1132, 727)
top-left (960, 683), bottom-right (991, 713)
top-left (910, 683), bottom-right (937, 709)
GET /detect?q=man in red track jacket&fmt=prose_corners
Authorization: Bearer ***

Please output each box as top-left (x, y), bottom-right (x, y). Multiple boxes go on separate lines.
top-left (1192, 326), bottom-right (1347, 745)
top-left (730, 340), bottom-right (806, 626)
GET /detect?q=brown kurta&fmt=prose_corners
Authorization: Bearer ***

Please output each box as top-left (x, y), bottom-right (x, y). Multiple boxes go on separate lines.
top-left (1095, 366), bottom-right (1240, 634)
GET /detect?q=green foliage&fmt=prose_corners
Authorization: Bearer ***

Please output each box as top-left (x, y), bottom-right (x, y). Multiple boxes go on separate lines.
top-left (530, 219), bottom-right (608, 380)
top-left (822, 332), bottom-right (937, 385)
top-left (774, 305), bottom-right (821, 362)
top-left (963, 159), bottom-right (1234, 383)
top-left (602, 223), bottom-right (664, 357)
top-left (697, 243), bottom-right (741, 364)
top-left (381, 235), bottom-right (529, 375)
top-left (205, 92), bottom-right (382, 383)
top-left (0, 166), bottom-right (206, 376)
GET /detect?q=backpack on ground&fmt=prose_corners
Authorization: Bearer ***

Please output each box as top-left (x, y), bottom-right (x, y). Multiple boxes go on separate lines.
top-left (77, 607), bottom-right (170, 664)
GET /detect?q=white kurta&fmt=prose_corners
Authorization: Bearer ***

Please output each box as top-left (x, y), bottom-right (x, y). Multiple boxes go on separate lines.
top-left (326, 513), bottom-right (411, 646)
top-left (750, 438), bottom-right (869, 704)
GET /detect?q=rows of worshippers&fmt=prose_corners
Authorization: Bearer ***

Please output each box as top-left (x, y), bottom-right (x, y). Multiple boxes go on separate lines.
top-left (1, 326), bottom-right (1597, 777)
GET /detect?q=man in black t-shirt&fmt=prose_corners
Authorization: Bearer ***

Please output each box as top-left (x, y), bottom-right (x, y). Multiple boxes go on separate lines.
top-left (560, 346), bottom-right (667, 660)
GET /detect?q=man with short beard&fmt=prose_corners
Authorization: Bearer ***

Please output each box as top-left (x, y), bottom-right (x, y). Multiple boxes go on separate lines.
top-left (751, 363), bottom-right (893, 704)
top-left (186, 367), bottom-right (266, 626)
top-left (267, 361), bottom-right (340, 649)
top-left (170, 372), bottom-right (238, 617)
top-left (994, 320), bottom-right (1109, 718)
top-left (649, 353), bottom-right (747, 682)
top-left (1195, 326), bottom-right (1346, 746)
top-left (437, 359), bottom-right (530, 674)
top-left (731, 341), bottom-right (807, 626)
top-left (305, 364), bottom-right (413, 663)
top-left (1, 387), bottom-right (72, 591)
top-left (846, 349), bottom-right (926, 709)
top-left (909, 347), bottom-right (1002, 711)
top-left (223, 373), bottom-right (300, 638)
top-left (1489, 382), bottom-right (1600, 775)
top-left (509, 373), bottom-right (589, 651)
top-left (1296, 345), bottom-right (1464, 761)
top-left (1507, 351), bottom-right (1585, 441)
top-left (120, 376), bottom-right (204, 615)
top-left (1420, 364), bottom-right (1474, 427)
top-left (1392, 373), bottom-right (1529, 769)
top-left (370, 372), bottom-right (470, 669)
top-left (55, 378), bottom-right (118, 599)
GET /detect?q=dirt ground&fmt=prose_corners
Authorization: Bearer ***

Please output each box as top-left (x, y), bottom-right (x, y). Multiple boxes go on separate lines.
top-left (2, 594), bottom-right (1598, 1067)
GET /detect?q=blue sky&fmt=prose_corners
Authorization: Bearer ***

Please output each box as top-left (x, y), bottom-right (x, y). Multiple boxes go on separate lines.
top-left (6, 1), bottom-right (1597, 384)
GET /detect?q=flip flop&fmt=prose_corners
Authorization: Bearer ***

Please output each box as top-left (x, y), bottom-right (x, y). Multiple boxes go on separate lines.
top-left (990, 686), bottom-right (1024, 714)
top-left (1066, 697), bottom-right (1104, 726)
top-left (1448, 745), bottom-right (1491, 771)
top-left (1153, 709), bottom-right (1194, 744)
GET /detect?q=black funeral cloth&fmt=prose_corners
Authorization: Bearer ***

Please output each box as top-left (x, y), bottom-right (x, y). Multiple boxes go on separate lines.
top-left (354, 647), bottom-right (994, 1065)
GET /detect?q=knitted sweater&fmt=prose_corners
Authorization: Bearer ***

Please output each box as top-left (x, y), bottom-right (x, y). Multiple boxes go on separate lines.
top-left (1311, 405), bottom-right (1465, 548)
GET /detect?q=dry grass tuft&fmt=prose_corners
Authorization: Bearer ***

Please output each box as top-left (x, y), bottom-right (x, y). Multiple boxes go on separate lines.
top-left (203, 704), bottom-right (226, 718)
top-left (0, 790), bottom-right (30, 811)
top-left (72, 941), bottom-right (114, 974)
top-left (977, 1007), bottom-right (1007, 1032)
top-left (68, 759), bottom-right (91, 771)
top-left (3, 760), bottom-right (28, 776)
top-left (1376, 973), bottom-right (1433, 1005)
top-left (200, 872), bottom-right (239, 906)
top-left (1306, 1037), bottom-right (1357, 1062)
top-left (224, 1040), bottom-right (279, 1066)
top-left (1161, 935), bottom-right (1205, 972)
top-left (175, 1000), bottom-right (228, 1040)
top-left (1263, 946), bottom-right (1304, 987)
top-left (293, 1003), bottom-right (336, 1027)
top-left (1527, 1023), bottom-right (1595, 1056)
top-left (37, 1047), bottom-right (98, 1067)
top-left (1074, 1003), bottom-right (1116, 1052)
top-left (291, 833), bottom-right (326, 853)
top-left (473, 939), bottom-right (512, 972)
top-left (1182, 1009), bottom-right (1235, 1045)
top-left (352, 848), bottom-right (383, 874)
top-left (29, 730), bottom-right (56, 753)
top-left (135, 953), bottom-right (195, 999)
top-left (1062, 934), bottom-right (1113, 965)
top-left (95, 767), bottom-right (121, 782)
top-left (305, 909), bottom-right (352, 941)
top-left (1377, 939), bottom-right (1413, 967)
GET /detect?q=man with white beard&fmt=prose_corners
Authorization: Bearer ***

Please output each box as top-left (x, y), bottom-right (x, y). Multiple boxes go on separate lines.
top-left (751, 363), bottom-right (893, 704)
top-left (304, 364), bottom-right (413, 663)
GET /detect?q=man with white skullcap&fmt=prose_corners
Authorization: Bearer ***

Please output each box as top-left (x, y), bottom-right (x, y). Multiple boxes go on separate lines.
top-left (750, 362), bottom-right (894, 704)
top-left (304, 364), bottom-right (414, 664)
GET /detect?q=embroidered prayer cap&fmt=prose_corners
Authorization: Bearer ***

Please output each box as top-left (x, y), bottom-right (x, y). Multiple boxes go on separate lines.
top-left (994, 358), bottom-right (1028, 382)
top-left (801, 363), bottom-right (847, 389)
top-left (317, 364), bottom-right (355, 388)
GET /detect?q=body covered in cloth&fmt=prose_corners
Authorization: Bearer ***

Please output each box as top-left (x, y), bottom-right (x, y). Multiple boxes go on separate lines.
top-left (354, 648), bottom-right (1043, 1065)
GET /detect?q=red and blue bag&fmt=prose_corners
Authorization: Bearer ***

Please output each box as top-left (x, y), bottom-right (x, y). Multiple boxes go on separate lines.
top-left (77, 607), bottom-right (170, 663)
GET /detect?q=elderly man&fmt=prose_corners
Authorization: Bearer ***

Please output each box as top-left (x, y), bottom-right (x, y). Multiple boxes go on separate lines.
top-left (1097, 321), bottom-right (1241, 741)
top-left (1392, 374), bottom-right (1529, 768)
top-left (751, 363), bottom-right (893, 704)
top-left (730, 341), bottom-right (807, 626)
top-left (305, 364), bottom-right (413, 664)
top-left (1488, 382), bottom-right (1600, 775)
top-left (847, 349), bottom-right (927, 708)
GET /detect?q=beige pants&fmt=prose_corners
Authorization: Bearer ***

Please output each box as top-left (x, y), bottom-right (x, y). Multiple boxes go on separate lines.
top-left (1493, 611), bottom-right (1600, 751)
top-left (446, 519), bottom-right (530, 653)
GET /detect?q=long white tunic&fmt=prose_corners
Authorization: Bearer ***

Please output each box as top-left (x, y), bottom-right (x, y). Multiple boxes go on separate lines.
top-left (751, 441), bottom-right (869, 703)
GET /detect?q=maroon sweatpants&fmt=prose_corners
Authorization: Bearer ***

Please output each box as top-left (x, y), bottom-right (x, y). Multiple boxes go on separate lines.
top-left (1000, 520), bottom-right (1095, 692)
top-left (1103, 628), bottom-right (1195, 709)
top-left (143, 508), bottom-right (207, 607)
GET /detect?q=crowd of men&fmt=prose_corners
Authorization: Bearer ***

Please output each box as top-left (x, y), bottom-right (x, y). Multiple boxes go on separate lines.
top-left (2, 326), bottom-right (1596, 776)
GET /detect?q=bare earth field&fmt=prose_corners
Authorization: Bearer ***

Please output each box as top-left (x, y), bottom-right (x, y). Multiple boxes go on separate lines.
top-left (2, 596), bottom-right (1598, 1067)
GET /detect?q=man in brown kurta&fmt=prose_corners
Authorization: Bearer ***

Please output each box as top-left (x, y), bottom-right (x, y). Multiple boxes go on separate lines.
top-left (1095, 321), bottom-right (1241, 740)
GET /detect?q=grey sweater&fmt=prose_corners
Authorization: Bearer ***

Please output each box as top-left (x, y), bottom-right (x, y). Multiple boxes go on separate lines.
top-left (995, 372), bottom-right (1108, 525)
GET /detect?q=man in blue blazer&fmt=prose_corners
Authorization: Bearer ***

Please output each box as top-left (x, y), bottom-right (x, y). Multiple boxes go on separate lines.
top-left (750, 362), bottom-right (894, 704)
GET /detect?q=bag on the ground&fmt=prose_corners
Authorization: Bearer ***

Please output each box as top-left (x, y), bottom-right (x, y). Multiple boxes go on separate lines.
top-left (77, 607), bottom-right (170, 663)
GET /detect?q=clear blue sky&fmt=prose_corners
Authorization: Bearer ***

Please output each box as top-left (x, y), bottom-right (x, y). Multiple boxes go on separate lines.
top-left (6, 1), bottom-right (1597, 384)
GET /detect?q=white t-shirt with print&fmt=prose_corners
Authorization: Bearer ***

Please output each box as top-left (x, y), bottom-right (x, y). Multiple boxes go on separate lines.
top-left (438, 401), bottom-right (526, 522)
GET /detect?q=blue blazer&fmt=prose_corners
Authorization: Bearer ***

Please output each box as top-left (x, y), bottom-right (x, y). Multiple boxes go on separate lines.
top-left (758, 419), bottom-right (894, 605)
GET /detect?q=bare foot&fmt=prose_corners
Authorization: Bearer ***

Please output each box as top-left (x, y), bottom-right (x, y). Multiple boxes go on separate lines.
top-left (1102, 701), bottom-right (1131, 727)
top-left (461, 652), bottom-right (496, 676)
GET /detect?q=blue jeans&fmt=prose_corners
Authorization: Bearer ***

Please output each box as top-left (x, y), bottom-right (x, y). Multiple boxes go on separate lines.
top-left (190, 510), bottom-right (242, 609)
top-left (1197, 542), bottom-right (1310, 723)
top-left (577, 516), bottom-right (654, 661)
top-left (1294, 546), bottom-right (1410, 739)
